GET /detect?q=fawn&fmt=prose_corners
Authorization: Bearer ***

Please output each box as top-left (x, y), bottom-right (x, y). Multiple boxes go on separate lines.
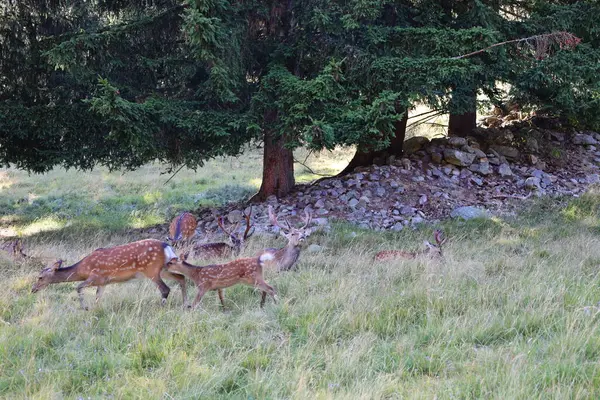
top-left (1, 238), bottom-right (28, 260)
top-left (261, 205), bottom-right (313, 272)
top-left (31, 239), bottom-right (188, 310)
top-left (374, 230), bottom-right (447, 261)
top-left (168, 212), bottom-right (198, 247)
top-left (166, 251), bottom-right (277, 309)
top-left (191, 207), bottom-right (254, 260)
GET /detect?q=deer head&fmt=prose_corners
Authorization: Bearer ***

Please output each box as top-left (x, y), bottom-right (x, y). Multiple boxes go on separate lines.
top-left (423, 230), bottom-right (447, 257)
top-left (217, 206), bottom-right (255, 251)
top-left (268, 205), bottom-right (313, 247)
top-left (31, 259), bottom-right (63, 293)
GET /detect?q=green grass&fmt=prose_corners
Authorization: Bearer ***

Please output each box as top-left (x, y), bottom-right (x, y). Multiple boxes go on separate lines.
top-left (2, 152), bottom-right (600, 398)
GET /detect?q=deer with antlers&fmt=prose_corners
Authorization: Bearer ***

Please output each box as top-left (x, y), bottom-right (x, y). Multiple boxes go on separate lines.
top-left (166, 251), bottom-right (277, 309)
top-left (374, 230), bottom-right (447, 261)
top-left (168, 212), bottom-right (198, 247)
top-left (262, 205), bottom-right (313, 272)
top-left (31, 239), bottom-right (188, 310)
top-left (190, 207), bottom-right (255, 260)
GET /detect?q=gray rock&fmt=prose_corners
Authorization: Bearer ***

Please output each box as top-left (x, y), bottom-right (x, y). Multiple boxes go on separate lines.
top-left (448, 137), bottom-right (468, 148)
top-left (391, 222), bottom-right (404, 231)
top-left (348, 198), bottom-right (359, 207)
top-left (573, 133), bottom-right (597, 145)
top-left (389, 180), bottom-right (400, 188)
top-left (530, 169), bottom-right (544, 179)
top-left (587, 174), bottom-right (600, 184)
top-left (412, 176), bottom-right (425, 182)
top-left (450, 206), bottom-right (491, 220)
top-left (307, 244), bottom-right (324, 253)
top-left (266, 195), bottom-right (278, 204)
top-left (403, 137), bottom-right (430, 155)
top-left (525, 176), bottom-right (541, 189)
top-left (375, 187), bottom-right (386, 197)
top-left (444, 149), bottom-right (476, 167)
top-left (400, 206), bottom-right (416, 215)
top-left (313, 218), bottom-right (329, 225)
top-left (469, 162), bottom-right (492, 175)
top-left (473, 148), bottom-right (487, 159)
top-left (431, 152), bottom-right (443, 164)
top-left (471, 176), bottom-right (484, 186)
top-left (227, 209), bottom-right (243, 223)
top-left (525, 137), bottom-right (539, 152)
top-left (498, 163), bottom-right (513, 177)
top-left (316, 209), bottom-right (329, 215)
top-left (314, 199), bottom-right (325, 208)
top-left (412, 215), bottom-right (425, 224)
top-left (490, 145), bottom-right (520, 160)
top-left (418, 195), bottom-right (428, 205)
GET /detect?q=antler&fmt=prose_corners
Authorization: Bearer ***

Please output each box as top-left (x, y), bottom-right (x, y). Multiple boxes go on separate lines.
top-left (268, 205), bottom-right (288, 232)
top-left (217, 216), bottom-right (234, 236)
top-left (434, 230), bottom-right (446, 246)
top-left (300, 209), bottom-right (313, 229)
top-left (242, 206), bottom-right (254, 239)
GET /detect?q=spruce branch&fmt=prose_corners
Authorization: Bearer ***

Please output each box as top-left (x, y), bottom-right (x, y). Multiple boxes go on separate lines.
top-left (453, 31), bottom-right (581, 60)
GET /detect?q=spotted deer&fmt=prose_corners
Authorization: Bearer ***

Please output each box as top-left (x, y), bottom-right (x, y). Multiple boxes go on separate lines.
top-left (1, 238), bottom-right (28, 260)
top-left (166, 251), bottom-right (277, 309)
top-left (261, 205), bottom-right (313, 272)
top-left (31, 239), bottom-right (188, 310)
top-left (374, 230), bottom-right (447, 261)
top-left (191, 207), bottom-right (254, 260)
top-left (168, 212), bottom-right (198, 247)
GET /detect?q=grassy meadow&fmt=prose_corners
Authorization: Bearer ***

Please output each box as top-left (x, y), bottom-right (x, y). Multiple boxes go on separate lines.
top-left (2, 144), bottom-right (600, 398)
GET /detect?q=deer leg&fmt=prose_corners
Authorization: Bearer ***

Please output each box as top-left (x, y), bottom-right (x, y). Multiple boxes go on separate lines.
top-left (95, 286), bottom-right (105, 303)
top-left (260, 291), bottom-right (267, 308)
top-left (161, 270), bottom-right (189, 308)
top-left (217, 289), bottom-right (225, 308)
top-left (191, 286), bottom-right (207, 309)
top-left (151, 275), bottom-right (171, 305)
top-left (254, 278), bottom-right (277, 307)
top-left (76, 279), bottom-right (94, 311)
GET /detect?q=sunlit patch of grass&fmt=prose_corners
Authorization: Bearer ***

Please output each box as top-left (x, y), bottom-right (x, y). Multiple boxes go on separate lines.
top-left (0, 171), bottom-right (14, 190)
top-left (129, 213), bottom-right (164, 229)
top-left (19, 216), bottom-right (66, 236)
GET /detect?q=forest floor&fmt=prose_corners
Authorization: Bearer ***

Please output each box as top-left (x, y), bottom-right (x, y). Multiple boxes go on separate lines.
top-left (2, 145), bottom-right (600, 398)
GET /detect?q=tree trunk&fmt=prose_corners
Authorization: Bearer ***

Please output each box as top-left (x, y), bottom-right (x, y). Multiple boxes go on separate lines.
top-left (252, 111), bottom-right (295, 201)
top-left (342, 111), bottom-right (408, 174)
top-left (448, 88), bottom-right (477, 137)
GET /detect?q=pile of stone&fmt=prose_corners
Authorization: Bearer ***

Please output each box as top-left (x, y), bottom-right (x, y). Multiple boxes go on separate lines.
top-left (157, 125), bottom-right (600, 235)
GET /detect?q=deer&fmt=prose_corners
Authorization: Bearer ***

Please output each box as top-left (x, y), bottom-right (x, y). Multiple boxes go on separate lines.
top-left (1, 238), bottom-right (28, 260)
top-left (31, 239), bottom-right (189, 310)
top-left (165, 251), bottom-right (277, 309)
top-left (374, 230), bottom-right (447, 261)
top-left (190, 207), bottom-right (254, 260)
top-left (261, 205), bottom-right (313, 272)
top-left (168, 212), bottom-right (198, 247)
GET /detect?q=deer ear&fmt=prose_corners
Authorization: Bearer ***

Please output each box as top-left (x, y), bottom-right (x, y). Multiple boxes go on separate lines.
top-left (51, 259), bottom-right (63, 271)
top-left (181, 252), bottom-right (189, 261)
